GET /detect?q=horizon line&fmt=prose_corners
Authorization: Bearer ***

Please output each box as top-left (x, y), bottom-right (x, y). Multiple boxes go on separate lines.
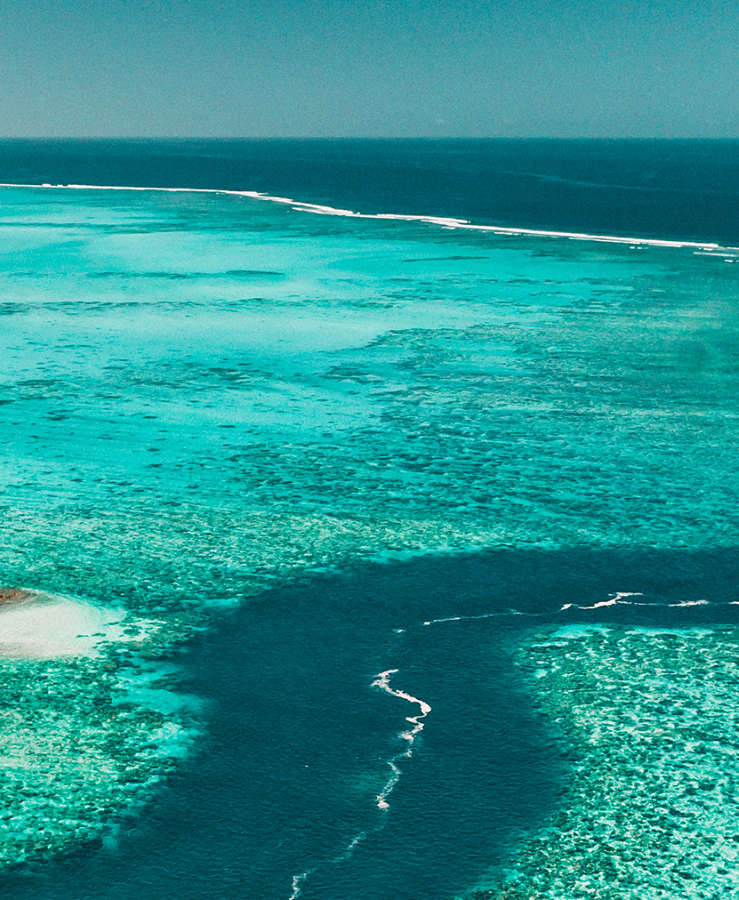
top-left (0, 135), bottom-right (737, 142)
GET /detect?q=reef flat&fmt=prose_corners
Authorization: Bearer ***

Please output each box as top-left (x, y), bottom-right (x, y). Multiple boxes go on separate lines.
top-left (472, 625), bottom-right (739, 899)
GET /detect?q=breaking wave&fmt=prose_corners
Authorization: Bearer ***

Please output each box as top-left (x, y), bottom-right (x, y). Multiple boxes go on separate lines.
top-left (0, 183), bottom-right (737, 254)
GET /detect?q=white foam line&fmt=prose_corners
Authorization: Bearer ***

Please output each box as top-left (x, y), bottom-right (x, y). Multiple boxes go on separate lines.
top-left (0, 182), bottom-right (736, 253)
top-left (287, 669), bottom-right (429, 898)
top-left (560, 593), bottom-right (739, 612)
top-left (422, 609), bottom-right (530, 626)
top-left (423, 614), bottom-right (463, 626)
top-left (288, 826), bottom-right (372, 899)
top-left (371, 668), bottom-right (431, 811)
top-left (560, 591), bottom-right (646, 611)
top-left (288, 829), bottom-right (370, 898)
top-left (288, 872), bottom-right (309, 900)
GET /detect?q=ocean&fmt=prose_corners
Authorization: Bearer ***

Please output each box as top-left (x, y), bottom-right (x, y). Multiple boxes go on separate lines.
top-left (0, 140), bottom-right (737, 899)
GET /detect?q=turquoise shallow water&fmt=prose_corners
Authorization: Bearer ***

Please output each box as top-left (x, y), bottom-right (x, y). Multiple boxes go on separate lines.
top-left (0, 182), bottom-right (738, 897)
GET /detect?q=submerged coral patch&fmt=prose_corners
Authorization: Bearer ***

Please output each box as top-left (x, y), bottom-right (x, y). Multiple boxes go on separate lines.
top-left (0, 588), bottom-right (201, 868)
top-left (471, 625), bottom-right (739, 899)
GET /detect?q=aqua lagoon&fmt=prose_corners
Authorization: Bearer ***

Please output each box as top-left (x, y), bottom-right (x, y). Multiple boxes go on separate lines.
top-left (0, 151), bottom-right (737, 898)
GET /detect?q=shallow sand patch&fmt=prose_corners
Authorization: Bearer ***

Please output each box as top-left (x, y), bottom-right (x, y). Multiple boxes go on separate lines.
top-left (0, 588), bottom-right (127, 659)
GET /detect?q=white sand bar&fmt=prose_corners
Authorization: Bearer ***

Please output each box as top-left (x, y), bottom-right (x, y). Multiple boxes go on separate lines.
top-left (0, 590), bottom-right (127, 659)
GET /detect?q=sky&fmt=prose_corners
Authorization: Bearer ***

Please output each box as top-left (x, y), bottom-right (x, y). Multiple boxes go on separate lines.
top-left (1, 0), bottom-right (737, 137)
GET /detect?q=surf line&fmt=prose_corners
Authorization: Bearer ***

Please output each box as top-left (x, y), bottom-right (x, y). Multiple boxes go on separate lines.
top-left (0, 183), bottom-right (736, 253)
top-left (287, 668), bottom-right (430, 899)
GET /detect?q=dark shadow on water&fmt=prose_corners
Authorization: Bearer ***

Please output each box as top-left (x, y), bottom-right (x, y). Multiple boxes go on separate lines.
top-left (2, 547), bottom-right (737, 899)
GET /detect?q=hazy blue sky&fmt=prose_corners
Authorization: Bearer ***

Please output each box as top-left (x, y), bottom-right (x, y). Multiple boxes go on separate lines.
top-left (1, 0), bottom-right (737, 137)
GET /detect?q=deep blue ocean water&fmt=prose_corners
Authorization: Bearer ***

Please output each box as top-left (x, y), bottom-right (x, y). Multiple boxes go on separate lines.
top-left (0, 141), bottom-right (737, 898)
top-left (3, 550), bottom-right (738, 899)
top-left (1, 139), bottom-right (737, 244)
